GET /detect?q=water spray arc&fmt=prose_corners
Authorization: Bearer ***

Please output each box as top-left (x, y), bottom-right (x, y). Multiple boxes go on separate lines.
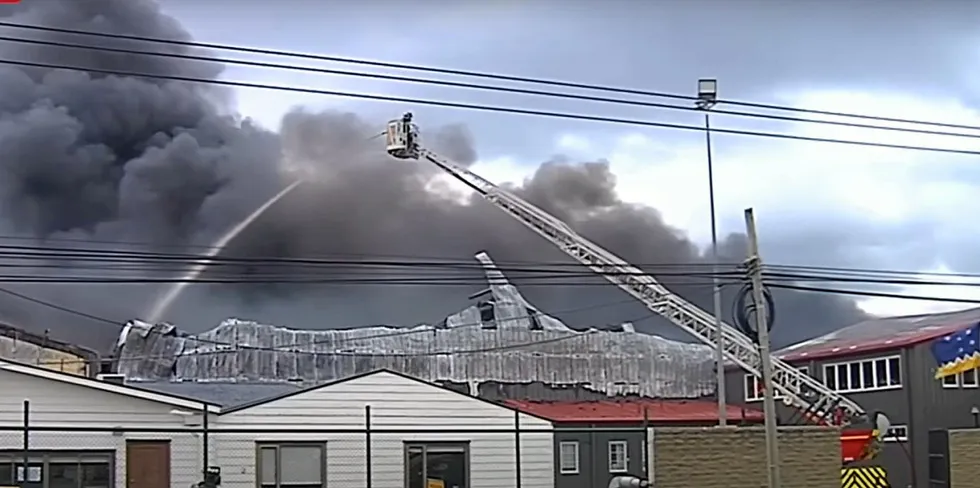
top-left (145, 179), bottom-right (305, 323)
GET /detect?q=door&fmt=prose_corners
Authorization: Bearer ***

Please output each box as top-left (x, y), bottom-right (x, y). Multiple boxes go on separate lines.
top-left (126, 441), bottom-right (170, 488)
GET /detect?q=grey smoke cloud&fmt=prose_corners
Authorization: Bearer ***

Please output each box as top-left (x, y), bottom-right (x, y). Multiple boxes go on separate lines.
top-left (0, 0), bottom-right (867, 351)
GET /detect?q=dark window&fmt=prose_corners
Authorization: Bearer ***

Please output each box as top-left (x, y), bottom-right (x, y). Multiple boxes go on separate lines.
top-left (0, 453), bottom-right (111, 488)
top-left (874, 360), bottom-right (888, 387)
top-left (257, 443), bottom-right (325, 488)
top-left (888, 357), bottom-right (901, 386)
top-left (824, 365), bottom-right (837, 390)
top-left (405, 443), bottom-right (469, 488)
top-left (478, 301), bottom-right (496, 325)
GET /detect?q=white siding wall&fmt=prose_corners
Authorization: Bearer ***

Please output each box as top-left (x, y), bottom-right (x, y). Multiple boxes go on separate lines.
top-left (0, 369), bottom-right (208, 488)
top-left (216, 371), bottom-right (554, 488)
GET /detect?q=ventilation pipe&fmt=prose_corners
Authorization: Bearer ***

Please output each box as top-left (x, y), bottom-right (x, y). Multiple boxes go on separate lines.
top-left (608, 476), bottom-right (649, 488)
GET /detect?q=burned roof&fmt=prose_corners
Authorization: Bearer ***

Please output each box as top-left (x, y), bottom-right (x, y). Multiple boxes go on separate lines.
top-left (776, 306), bottom-right (980, 362)
top-left (114, 252), bottom-right (716, 399)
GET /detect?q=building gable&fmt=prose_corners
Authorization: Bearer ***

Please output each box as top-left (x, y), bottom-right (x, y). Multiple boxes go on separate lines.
top-left (220, 369), bottom-right (552, 426)
top-left (0, 360), bottom-right (219, 412)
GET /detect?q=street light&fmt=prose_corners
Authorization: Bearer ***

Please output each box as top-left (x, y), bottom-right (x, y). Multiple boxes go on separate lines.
top-left (696, 78), bottom-right (725, 426)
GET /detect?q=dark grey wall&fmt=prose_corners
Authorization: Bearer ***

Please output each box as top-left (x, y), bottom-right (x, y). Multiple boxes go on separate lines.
top-left (723, 348), bottom-right (914, 488)
top-left (552, 423), bottom-right (648, 488)
top-left (904, 342), bottom-right (980, 488)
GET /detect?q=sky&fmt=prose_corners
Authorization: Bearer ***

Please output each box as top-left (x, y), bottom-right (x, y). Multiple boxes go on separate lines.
top-left (155, 0), bottom-right (980, 318)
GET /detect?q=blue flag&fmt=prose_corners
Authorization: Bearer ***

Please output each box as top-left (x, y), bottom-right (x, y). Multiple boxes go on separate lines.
top-left (932, 323), bottom-right (980, 379)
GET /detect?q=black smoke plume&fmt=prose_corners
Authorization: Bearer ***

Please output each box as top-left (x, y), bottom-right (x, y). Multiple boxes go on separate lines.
top-left (0, 0), bottom-right (868, 351)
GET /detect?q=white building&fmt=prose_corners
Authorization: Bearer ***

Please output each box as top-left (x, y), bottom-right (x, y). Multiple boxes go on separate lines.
top-left (0, 362), bottom-right (555, 488)
top-left (0, 360), bottom-right (219, 488)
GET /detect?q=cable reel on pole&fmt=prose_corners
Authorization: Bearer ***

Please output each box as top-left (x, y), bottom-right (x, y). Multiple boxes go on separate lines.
top-left (733, 282), bottom-right (776, 344)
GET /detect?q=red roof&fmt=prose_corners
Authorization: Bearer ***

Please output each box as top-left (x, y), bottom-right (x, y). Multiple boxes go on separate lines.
top-left (776, 307), bottom-right (980, 362)
top-left (504, 399), bottom-right (764, 424)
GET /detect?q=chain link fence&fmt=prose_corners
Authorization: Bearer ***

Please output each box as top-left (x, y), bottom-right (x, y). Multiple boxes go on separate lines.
top-left (0, 402), bottom-right (651, 488)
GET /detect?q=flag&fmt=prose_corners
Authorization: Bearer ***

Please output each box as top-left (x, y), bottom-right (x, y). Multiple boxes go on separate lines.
top-left (931, 323), bottom-right (980, 379)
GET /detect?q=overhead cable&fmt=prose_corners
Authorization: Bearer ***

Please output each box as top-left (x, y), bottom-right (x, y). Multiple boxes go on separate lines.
top-left (1, 34), bottom-right (979, 143)
top-left (1, 21), bottom-right (978, 134)
top-left (2, 57), bottom-right (980, 157)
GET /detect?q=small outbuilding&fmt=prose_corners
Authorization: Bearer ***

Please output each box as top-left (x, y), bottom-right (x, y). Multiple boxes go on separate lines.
top-left (0, 362), bottom-right (555, 488)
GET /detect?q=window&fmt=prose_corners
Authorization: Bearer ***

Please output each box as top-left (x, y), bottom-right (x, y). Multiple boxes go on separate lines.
top-left (405, 443), bottom-right (469, 488)
top-left (258, 443), bottom-right (325, 488)
top-left (963, 369), bottom-right (978, 388)
top-left (940, 368), bottom-right (979, 388)
top-left (608, 440), bottom-right (628, 473)
top-left (885, 425), bottom-right (909, 442)
top-left (744, 367), bottom-right (809, 402)
top-left (0, 453), bottom-right (111, 488)
top-left (558, 441), bottom-right (579, 474)
top-left (823, 356), bottom-right (901, 392)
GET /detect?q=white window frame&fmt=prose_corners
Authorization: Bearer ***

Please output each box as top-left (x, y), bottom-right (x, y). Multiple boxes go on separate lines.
top-left (607, 440), bottom-right (628, 473)
top-left (822, 356), bottom-right (902, 393)
top-left (558, 441), bottom-right (580, 475)
top-left (744, 366), bottom-right (809, 402)
top-left (884, 425), bottom-right (908, 442)
top-left (257, 442), bottom-right (326, 488)
top-left (940, 367), bottom-right (979, 388)
top-left (963, 368), bottom-right (979, 388)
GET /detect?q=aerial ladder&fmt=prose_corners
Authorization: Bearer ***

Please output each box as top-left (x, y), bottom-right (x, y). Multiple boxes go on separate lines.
top-left (383, 113), bottom-right (890, 464)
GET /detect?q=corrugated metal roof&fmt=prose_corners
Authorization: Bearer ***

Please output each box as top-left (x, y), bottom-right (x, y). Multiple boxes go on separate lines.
top-left (504, 399), bottom-right (763, 423)
top-left (777, 306), bottom-right (980, 362)
top-left (115, 253), bottom-right (715, 399)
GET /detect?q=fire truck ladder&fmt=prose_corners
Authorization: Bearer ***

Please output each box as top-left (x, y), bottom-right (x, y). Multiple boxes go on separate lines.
top-left (383, 113), bottom-right (888, 457)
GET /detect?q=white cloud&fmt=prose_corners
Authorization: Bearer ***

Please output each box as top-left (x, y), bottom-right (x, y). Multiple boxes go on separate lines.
top-left (860, 264), bottom-right (980, 316)
top-left (463, 90), bottom-right (980, 319)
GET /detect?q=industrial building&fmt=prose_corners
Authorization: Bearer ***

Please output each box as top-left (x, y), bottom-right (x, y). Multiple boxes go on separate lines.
top-left (0, 322), bottom-right (101, 376)
top-left (505, 399), bottom-right (763, 488)
top-left (725, 306), bottom-right (980, 488)
top-left (110, 253), bottom-right (718, 401)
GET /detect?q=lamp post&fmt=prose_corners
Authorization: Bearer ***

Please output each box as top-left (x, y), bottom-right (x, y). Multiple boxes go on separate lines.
top-left (696, 78), bottom-right (726, 426)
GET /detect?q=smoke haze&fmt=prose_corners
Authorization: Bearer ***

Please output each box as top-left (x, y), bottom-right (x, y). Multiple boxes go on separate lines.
top-left (0, 0), bottom-right (868, 352)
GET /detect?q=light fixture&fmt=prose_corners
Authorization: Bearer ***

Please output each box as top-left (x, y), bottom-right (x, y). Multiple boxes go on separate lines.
top-left (696, 78), bottom-right (718, 109)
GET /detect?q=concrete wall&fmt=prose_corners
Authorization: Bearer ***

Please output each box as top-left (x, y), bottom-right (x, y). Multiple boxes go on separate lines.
top-left (948, 429), bottom-right (980, 488)
top-left (649, 426), bottom-right (840, 488)
top-left (553, 424), bottom-right (647, 488)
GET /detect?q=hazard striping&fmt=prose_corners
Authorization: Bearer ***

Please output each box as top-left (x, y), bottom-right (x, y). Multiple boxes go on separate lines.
top-left (842, 466), bottom-right (889, 488)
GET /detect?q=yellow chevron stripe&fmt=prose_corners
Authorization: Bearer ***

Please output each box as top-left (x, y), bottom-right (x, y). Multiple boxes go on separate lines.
top-left (841, 466), bottom-right (889, 488)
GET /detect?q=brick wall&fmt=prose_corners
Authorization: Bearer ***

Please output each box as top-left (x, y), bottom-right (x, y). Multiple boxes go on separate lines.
top-left (650, 426), bottom-right (840, 488)
top-left (948, 429), bottom-right (980, 487)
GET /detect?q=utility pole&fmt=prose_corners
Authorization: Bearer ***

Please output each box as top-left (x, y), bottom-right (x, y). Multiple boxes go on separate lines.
top-left (743, 208), bottom-right (781, 488)
top-left (696, 78), bottom-right (726, 426)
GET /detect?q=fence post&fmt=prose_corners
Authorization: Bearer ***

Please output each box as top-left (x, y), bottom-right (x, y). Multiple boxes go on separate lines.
top-left (514, 410), bottom-right (521, 488)
top-left (365, 405), bottom-right (372, 488)
top-left (642, 407), bottom-right (649, 479)
top-left (202, 402), bottom-right (210, 480)
top-left (21, 400), bottom-right (29, 487)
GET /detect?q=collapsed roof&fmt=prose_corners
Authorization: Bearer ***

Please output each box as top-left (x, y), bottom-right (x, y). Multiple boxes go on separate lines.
top-left (115, 252), bottom-right (716, 398)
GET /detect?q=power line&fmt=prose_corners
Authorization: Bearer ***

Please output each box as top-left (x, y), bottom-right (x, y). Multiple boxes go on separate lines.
top-left (2, 35), bottom-right (979, 143)
top-left (5, 235), bottom-right (980, 285)
top-left (2, 57), bottom-right (980, 158)
top-left (770, 283), bottom-right (980, 305)
top-left (2, 21), bottom-right (978, 134)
